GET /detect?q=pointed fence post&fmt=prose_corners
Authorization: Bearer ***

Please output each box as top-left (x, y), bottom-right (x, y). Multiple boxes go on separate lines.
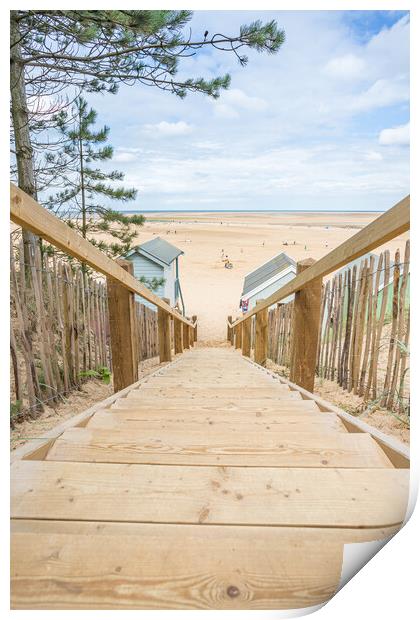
top-left (174, 316), bottom-right (183, 355)
top-left (107, 259), bottom-right (139, 393)
top-left (289, 258), bottom-right (323, 392)
top-left (242, 318), bottom-right (251, 357)
top-left (158, 297), bottom-right (172, 363)
top-left (254, 300), bottom-right (268, 366)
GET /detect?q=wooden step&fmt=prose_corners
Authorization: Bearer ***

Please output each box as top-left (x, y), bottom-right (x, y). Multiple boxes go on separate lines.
top-left (11, 519), bottom-right (400, 610)
top-left (86, 410), bottom-right (347, 432)
top-left (94, 406), bottom-right (338, 423)
top-left (141, 379), bottom-right (292, 388)
top-left (11, 461), bottom-right (408, 527)
top-left (126, 387), bottom-right (303, 400)
top-left (110, 398), bottom-right (320, 412)
top-left (46, 428), bottom-right (393, 468)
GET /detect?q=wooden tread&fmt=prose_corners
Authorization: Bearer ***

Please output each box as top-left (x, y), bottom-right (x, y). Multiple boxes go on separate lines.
top-left (11, 520), bottom-right (400, 610)
top-left (129, 387), bottom-right (303, 399)
top-left (111, 398), bottom-right (320, 411)
top-left (46, 427), bottom-right (393, 468)
top-left (12, 461), bottom-right (407, 527)
top-left (86, 410), bottom-right (347, 432)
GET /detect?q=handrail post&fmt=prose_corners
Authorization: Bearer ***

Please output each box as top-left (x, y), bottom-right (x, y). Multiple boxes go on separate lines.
top-left (189, 320), bottom-right (194, 348)
top-left (235, 322), bottom-right (242, 349)
top-left (289, 258), bottom-right (323, 392)
top-left (158, 297), bottom-right (172, 363)
top-left (107, 259), bottom-right (139, 392)
top-left (183, 320), bottom-right (190, 350)
top-left (192, 315), bottom-right (198, 342)
top-left (254, 300), bottom-right (268, 366)
top-left (174, 316), bottom-right (183, 355)
top-left (242, 318), bottom-right (251, 357)
top-left (227, 315), bottom-right (232, 343)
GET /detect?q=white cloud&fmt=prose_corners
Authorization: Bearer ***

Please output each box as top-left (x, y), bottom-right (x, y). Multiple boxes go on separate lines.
top-left (379, 123), bottom-right (410, 146)
top-left (213, 88), bottom-right (268, 118)
top-left (143, 120), bottom-right (193, 136)
top-left (87, 11), bottom-right (409, 211)
top-left (113, 151), bottom-right (138, 162)
top-left (213, 103), bottom-right (239, 119)
top-left (124, 142), bottom-right (408, 202)
top-left (323, 54), bottom-right (366, 80)
top-left (351, 77), bottom-right (409, 112)
top-left (193, 141), bottom-right (223, 151)
top-left (364, 151), bottom-right (383, 161)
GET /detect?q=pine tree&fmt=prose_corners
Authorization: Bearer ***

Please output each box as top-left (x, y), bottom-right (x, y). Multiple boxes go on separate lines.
top-left (10, 10), bottom-right (285, 268)
top-left (11, 11), bottom-right (285, 202)
top-left (45, 97), bottom-right (143, 259)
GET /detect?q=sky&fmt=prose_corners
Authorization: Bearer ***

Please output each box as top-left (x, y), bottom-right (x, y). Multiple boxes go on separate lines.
top-left (87, 10), bottom-right (410, 212)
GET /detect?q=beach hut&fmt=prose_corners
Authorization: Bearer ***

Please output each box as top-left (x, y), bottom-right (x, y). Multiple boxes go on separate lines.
top-left (240, 252), bottom-right (296, 312)
top-left (125, 237), bottom-right (185, 313)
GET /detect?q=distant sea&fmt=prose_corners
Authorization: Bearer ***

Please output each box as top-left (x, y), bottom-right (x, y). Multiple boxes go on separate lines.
top-left (123, 209), bottom-right (383, 214)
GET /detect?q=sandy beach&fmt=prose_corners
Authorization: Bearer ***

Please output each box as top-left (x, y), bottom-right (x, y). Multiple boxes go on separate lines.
top-left (124, 211), bottom-right (408, 342)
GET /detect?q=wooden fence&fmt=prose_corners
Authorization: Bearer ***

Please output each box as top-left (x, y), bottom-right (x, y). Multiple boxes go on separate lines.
top-left (266, 241), bottom-right (410, 413)
top-left (229, 195), bottom-right (409, 412)
top-left (10, 232), bottom-right (159, 424)
top-left (135, 303), bottom-right (159, 362)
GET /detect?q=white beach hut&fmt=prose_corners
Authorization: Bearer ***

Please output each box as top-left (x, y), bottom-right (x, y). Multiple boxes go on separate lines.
top-left (125, 237), bottom-right (185, 313)
top-left (240, 252), bottom-right (296, 312)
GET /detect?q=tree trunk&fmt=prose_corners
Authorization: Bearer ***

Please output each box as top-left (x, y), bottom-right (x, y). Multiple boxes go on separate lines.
top-left (10, 11), bottom-right (38, 270)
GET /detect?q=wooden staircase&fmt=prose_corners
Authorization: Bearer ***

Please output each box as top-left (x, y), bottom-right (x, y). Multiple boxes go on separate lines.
top-left (11, 347), bottom-right (408, 610)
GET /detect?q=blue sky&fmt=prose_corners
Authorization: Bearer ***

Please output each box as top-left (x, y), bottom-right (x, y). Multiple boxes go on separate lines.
top-left (87, 10), bottom-right (410, 212)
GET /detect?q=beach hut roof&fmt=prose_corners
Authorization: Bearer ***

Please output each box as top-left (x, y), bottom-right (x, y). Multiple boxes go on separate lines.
top-left (126, 237), bottom-right (184, 266)
top-left (241, 252), bottom-right (296, 297)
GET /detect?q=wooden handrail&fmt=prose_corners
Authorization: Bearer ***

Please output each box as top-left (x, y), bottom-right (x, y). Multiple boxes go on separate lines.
top-left (10, 183), bottom-right (194, 327)
top-left (233, 195), bottom-right (409, 326)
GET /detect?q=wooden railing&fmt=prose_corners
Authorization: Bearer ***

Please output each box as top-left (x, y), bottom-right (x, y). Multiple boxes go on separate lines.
top-left (228, 195), bottom-right (410, 393)
top-left (10, 183), bottom-right (197, 392)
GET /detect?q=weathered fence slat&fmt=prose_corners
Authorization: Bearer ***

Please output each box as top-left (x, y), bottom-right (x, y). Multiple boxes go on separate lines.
top-left (263, 244), bottom-right (409, 414)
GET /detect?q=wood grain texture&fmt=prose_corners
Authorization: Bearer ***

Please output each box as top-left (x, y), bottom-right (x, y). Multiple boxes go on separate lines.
top-left (8, 521), bottom-right (342, 610)
top-left (10, 519), bottom-right (401, 610)
top-left (130, 387), bottom-right (303, 399)
top-left (11, 461), bottom-right (408, 527)
top-left (174, 318), bottom-right (183, 355)
top-left (158, 297), bottom-right (172, 363)
top-left (251, 358), bottom-right (410, 469)
top-left (46, 428), bottom-right (393, 468)
top-left (182, 322), bottom-right (190, 349)
top-left (107, 259), bottom-right (139, 392)
top-left (87, 410), bottom-right (347, 433)
top-left (110, 398), bottom-right (320, 411)
top-left (242, 318), bottom-right (251, 357)
top-left (289, 259), bottom-right (322, 392)
top-left (254, 303), bottom-right (268, 366)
